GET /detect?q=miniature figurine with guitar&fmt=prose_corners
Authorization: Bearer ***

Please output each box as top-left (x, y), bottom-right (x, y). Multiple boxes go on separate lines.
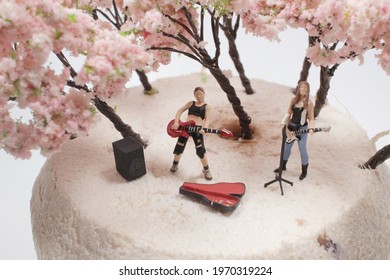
top-left (274, 81), bottom-right (321, 180)
top-left (168, 86), bottom-right (233, 180)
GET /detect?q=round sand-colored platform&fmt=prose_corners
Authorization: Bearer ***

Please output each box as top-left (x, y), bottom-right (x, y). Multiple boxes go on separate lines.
top-left (31, 74), bottom-right (390, 259)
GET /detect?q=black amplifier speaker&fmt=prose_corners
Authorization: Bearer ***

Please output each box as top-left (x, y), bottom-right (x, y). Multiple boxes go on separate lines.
top-left (112, 137), bottom-right (146, 181)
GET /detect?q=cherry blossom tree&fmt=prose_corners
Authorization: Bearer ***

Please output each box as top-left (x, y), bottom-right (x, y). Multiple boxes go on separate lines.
top-left (123, 0), bottom-right (253, 139)
top-left (299, 0), bottom-right (390, 116)
top-left (234, 0), bottom-right (389, 117)
top-left (0, 0), bottom-right (150, 159)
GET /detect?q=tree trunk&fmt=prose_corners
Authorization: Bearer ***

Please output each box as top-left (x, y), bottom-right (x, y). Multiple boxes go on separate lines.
top-left (314, 66), bottom-right (331, 118)
top-left (136, 69), bottom-right (158, 95)
top-left (298, 57), bottom-right (312, 83)
top-left (92, 96), bottom-right (147, 147)
top-left (314, 63), bottom-right (340, 118)
top-left (221, 17), bottom-right (254, 95)
top-left (359, 144), bottom-right (390, 169)
top-left (207, 66), bottom-right (252, 139)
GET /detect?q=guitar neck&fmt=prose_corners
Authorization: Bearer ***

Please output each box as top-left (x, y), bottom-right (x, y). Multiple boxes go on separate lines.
top-left (203, 128), bottom-right (220, 134)
top-left (186, 126), bottom-right (219, 134)
top-left (294, 127), bottom-right (322, 136)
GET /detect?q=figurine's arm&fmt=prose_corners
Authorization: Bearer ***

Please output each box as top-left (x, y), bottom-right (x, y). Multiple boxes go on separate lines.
top-left (307, 101), bottom-right (315, 135)
top-left (200, 105), bottom-right (211, 134)
top-left (173, 101), bottom-right (192, 129)
top-left (203, 105), bottom-right (211, 128)
top-left (281, 99), bottom-right (293, 125)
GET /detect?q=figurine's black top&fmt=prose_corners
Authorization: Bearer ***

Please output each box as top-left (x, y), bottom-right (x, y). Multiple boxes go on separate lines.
top-left (290, 105), bottom-right (308, 126)
top-left (188, 101), bottom-right (207, 120)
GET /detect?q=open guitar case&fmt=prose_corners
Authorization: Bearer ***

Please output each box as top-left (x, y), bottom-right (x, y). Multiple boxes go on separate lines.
top-left (179, 182), bottom-right (246, 213)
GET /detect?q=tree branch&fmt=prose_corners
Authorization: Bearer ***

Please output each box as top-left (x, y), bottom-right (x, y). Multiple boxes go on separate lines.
top-left (94, 8), bottom-right (118, 27)
top-left (359, 144), bottom-right (390, 170)
top-left (148, 46), bottom-right (204, 65)
top-left (160, 30), bottom-right (203, 62)
top-left (210, 10), bottom-right (221, 66)
top-left (233, 14), bottom-right (240, 35)
top-left (67, 80), bottom-right (90, 92)
top-left (162, 12), bottom-right (197, 42)
top-left (200, 6), bottom-right (205, 41)
top-left (55, 51), bottom-right (78, 78)
top-left (182, 7), bottom-right (201, 43)
top-left (112, 0), bottom-right (123, 26)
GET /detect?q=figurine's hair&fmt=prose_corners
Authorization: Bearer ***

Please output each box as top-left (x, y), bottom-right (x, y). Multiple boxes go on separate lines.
top-left (292, 81), bottom-right (310, 109)
top-left (194, 86), bottom-right (205, 94)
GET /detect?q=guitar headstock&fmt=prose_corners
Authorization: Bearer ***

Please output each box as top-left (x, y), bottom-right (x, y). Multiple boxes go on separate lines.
top-left (322, 126), bottom-right (332, 132)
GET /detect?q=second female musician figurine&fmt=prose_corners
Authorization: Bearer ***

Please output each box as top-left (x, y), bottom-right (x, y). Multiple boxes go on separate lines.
top-left (170, 86), bottom-right (212, 180)
top-left (274, 81), bottom-right (315, 180)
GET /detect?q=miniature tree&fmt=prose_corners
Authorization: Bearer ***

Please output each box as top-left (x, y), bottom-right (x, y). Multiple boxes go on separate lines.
top-left (205, 1), bottom-right (254, 94)
top-left (234, 0), bottom-right (389, 116)
top-left (217, 14), bottom-right (254, 95)
top-left (124, 0), bottom-right (253, 139)
top-left (296, 0), bottom-right (390, 117)
top-left (0, 0), bottom-right (150, 159)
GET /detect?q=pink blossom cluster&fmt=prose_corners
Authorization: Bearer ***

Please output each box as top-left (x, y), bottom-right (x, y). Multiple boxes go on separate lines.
top-left (230, 0), bottom-right (323, 41)
top-left (233, 0), bottom-right (390, 73)
top-left (0, 0), bottom-right (150, 158)
top-left (304, 0), bottom-right (390, 71)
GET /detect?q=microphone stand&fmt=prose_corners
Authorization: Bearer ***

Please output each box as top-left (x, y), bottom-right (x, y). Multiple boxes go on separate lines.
top-left (264, 125), bottom-right (293, 195)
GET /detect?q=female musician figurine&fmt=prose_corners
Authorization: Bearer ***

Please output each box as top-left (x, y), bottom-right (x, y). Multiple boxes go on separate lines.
top-left (170, 87), bottom-right (212, 180)
top-left (274, 81), bottom-right (315, 180)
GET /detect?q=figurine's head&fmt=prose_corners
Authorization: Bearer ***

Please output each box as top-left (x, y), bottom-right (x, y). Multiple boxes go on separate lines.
top-left (194, 87), bottom-right (205, 102)
top-left (294, 81), bottom-right (310, 108)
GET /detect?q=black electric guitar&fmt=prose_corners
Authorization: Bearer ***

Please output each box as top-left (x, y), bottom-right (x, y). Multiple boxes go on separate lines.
top-left (286, 126), bottom-right (331, 144)
top-left (167, 119), bottom-right (233, 138)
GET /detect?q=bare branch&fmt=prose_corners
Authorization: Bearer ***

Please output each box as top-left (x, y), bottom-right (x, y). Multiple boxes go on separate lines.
top-left (160, 30), bottom-right (203, 62)
top-left (182, 7), bottom-right (201, 43)
top-left (233, 14), bottom-right (240, 35)
top-left (112, 0), bottom-right (124, 26)
top-left (208, 9), bottom-right (221, 65)
top-left (149, 46), bottom-right (204, 65)
top-left (328, 64), bottom-right (340, 76)
top-left (330, 41), bottom-right (338, 51)
top-left (67, 80), bottom-right (90, 92)
top-left (55, 52), bottom-right (78, 78)
top-left (94, 8), bottom-right (117, 27)
top-left (162, 12), bottom-right (197, 42)
top-left (359, 144), bottom-right (390, 170)
top-left (200, 6), bottom-right (204, 41)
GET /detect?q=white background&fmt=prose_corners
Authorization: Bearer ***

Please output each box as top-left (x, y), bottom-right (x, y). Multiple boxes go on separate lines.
top-left (0, 28), bottom-right (389, 259)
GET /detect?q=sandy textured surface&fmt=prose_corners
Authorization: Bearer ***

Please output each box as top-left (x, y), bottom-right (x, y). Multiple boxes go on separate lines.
top-left (31, 73), bottom-right (390, 259)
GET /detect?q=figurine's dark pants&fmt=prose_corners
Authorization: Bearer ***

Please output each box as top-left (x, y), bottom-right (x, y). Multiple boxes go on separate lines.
top-left (283, 123), bottom-right (309, 165)
top-left (173, 132), bottom-right (206, 159)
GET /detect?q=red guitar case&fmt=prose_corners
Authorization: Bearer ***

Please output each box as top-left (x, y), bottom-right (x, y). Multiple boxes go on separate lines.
top-left (179, 182), bottom-right (246, 213)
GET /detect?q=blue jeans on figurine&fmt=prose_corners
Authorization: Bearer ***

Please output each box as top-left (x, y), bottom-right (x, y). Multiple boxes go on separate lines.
top-left (284, 124), bottom-right (309, 165)
top-left (274, 123), bottom-right (309, 180)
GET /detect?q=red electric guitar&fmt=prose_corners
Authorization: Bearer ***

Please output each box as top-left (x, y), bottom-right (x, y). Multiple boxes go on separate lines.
top-left (167, 119), bottom-right (233, 138)
top-left (179, 182), bottom-right (246, 213)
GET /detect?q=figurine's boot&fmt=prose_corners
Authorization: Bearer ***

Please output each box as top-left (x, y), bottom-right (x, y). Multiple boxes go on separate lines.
top-left (274, 160), bottom-right (288, 173)
top-left (299, 164), bottom-right (309, 180)
top-left (170, 161), bottom-right (179, 172)
top-left (202, 166), bottom-right (213, 180)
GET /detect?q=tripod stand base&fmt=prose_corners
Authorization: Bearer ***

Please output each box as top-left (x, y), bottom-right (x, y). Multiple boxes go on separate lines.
top-left (264, 174), bottom-right (293, 196)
